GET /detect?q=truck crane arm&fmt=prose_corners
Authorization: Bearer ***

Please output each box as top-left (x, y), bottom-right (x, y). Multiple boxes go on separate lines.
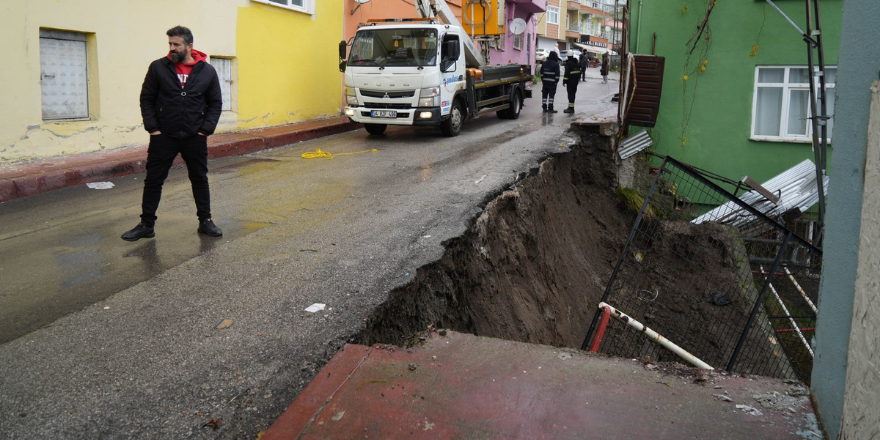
top-left (414, 0), bottom-right (486, 67)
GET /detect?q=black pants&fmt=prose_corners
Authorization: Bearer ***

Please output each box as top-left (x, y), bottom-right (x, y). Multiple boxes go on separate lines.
top-left (541, 82), bottom-right (557, 108)
top-left (566, 81), bottom-right (579, 107)
top-left (581, 67), bottom-right (587, 81)
top-left (140, 134), bottom-right (211, 226)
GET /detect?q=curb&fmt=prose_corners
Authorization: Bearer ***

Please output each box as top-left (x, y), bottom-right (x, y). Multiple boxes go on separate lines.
top-left (0, 118), bottom-right (361, 203)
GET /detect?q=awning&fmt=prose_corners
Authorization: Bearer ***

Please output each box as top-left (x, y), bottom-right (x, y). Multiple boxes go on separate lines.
top-left (573, 43), bottom-right (607, 54)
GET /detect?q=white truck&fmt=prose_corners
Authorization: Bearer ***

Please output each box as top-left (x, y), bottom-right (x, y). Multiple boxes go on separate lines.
top-left (339, 0), bottom-right (533, 137)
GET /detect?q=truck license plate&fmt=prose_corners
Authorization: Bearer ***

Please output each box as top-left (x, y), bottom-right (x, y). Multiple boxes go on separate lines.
top-left (371, 110), bottom-right (397, 118)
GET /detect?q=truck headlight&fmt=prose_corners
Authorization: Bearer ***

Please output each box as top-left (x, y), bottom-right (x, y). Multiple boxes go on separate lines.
top-left (419, 87), bottom-right (440, 107)
top-left (345, 87), bottom-right (359, 106)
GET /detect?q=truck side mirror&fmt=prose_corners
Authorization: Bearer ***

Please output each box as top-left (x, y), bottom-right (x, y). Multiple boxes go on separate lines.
top-left (338, 40), bottom-right (347, 72)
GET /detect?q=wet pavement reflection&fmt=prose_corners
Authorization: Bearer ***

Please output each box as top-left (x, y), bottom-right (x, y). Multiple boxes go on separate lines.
top-left (0, 211), bottom-right (267, 343)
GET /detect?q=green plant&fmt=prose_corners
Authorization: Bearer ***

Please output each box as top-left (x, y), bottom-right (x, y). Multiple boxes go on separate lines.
top-left (617, 186), bottom-right (654, 216)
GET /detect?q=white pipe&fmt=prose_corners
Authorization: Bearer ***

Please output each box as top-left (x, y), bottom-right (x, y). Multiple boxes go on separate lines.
top-left (761, 266), bottom-right (814, 357)
top-left (598, 302), bottom-right (714, 370)
top-left (784, 267), bottom-right (818, 313)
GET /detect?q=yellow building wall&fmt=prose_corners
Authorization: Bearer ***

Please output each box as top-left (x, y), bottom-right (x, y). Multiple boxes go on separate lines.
top-left (236, 1), bottom-right (344, 129)
top-left (0, 0), bottom-right (344, 164)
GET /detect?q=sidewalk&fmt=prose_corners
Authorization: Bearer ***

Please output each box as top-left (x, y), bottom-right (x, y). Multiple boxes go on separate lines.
top-left (262, 331), bottom-right (821, 439)
top-left (0, 116), bottom-right (359, 203)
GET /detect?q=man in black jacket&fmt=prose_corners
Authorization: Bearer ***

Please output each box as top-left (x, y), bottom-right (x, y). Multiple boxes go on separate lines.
top-left (562, 51), bottom-right (582, 114)
top-left (122, 25), bottom-right (223, 241)
top-left (540, 51), bottom-right (561, 113)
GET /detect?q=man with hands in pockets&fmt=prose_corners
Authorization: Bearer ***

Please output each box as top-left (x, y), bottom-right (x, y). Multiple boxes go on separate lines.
top-left (122, 25), bottom-right (223, 241)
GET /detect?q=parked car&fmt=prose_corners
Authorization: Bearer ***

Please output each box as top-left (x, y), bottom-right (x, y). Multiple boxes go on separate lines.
top-left (535, 48), bottom-right (549, 62)
top-left (572, 50), bottom-right (583, 60)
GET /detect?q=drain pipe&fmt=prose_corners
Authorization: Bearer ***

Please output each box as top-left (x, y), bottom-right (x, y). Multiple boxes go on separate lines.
top-left (762, 265), bottom-right (814, 357)
top-left (598, 302), bottom-right (714, 370)
top-left (784, 267), bottom-right (818, 313)
top-left (635, 0), bottom-right (643, 54)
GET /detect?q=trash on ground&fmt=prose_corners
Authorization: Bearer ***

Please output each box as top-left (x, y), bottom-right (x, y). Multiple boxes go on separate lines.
top-left (202, 418), bottom-right (222, 430)
top-left (787, 385), bottom-right (810, 397)
top-left (713, 394), bottom-right (733, 402)
top-left (86, 182), bottom-right (115, 189)
top-left (706, 292), bottom-right (731, 306)
top-left (305, 303), bottom-right (326, 313)
top-left (736, 404), bottom-right (763, 416)
top-left (214, 319), bottom-right (233, 329)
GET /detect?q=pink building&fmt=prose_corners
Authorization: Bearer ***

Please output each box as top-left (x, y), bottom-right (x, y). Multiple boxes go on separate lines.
top-left (486, 0), bottom-right (547, 66)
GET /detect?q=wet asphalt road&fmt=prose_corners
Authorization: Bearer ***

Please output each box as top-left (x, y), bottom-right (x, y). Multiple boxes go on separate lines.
top-left (0, 75), bottom-right (617, 439)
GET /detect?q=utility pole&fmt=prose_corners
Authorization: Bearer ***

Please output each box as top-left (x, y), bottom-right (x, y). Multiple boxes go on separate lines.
top-left (764, 0), bottom-right (829, 245)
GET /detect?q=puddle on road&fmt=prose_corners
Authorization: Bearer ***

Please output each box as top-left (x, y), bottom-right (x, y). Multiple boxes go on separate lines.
top-left (212, 158), bottom-right (284, 176)
top-left (0, 213), bottom-right (268, 344)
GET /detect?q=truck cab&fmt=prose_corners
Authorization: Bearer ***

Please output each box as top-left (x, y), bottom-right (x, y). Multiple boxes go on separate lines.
top-left (342, 22), bottom-right (467, 135)
top-left (341, 18), bottom-right (532, 137)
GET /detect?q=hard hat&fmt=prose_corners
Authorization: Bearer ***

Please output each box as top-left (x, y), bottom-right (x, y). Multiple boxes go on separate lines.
top-left (567, 50), bottom-right (574, 57)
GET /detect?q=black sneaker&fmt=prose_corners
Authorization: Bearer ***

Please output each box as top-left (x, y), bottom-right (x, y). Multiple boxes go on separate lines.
top-left (121, 223), bottom-right (155, 241)
top-left (198, 219), bottom-right (223, 237)
top-left (564, 107), bottom-right (575, 114)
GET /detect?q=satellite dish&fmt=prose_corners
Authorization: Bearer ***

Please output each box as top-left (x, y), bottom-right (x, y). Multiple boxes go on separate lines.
top-left (509, 18), bottom-right (527, 35)
top-left (604, 25), bottom-right (612, 32)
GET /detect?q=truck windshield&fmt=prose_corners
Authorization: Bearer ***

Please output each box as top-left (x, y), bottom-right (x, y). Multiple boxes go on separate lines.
top-left (348, 29), bottom-right (438, 67)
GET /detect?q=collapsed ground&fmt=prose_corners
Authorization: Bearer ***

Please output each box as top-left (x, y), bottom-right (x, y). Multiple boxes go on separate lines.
top-left (358, 129), bottom-right (791, 378)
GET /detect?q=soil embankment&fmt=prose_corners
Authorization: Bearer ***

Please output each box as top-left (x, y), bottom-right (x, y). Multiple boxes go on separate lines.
top-left (359, 129), bottom-right (634, 348)
top-left (359, 127), bottom-right (788, 378)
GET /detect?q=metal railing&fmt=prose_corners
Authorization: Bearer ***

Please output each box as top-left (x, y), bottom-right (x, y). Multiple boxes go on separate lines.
top-left (583, 156), bottom-right (821, 383)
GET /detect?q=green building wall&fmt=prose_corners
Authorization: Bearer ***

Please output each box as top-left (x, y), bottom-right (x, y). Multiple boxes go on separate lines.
top-left (628, 0), bottom-right (841, 184)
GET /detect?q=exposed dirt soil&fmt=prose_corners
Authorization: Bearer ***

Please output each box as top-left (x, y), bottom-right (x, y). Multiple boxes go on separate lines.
top-left (359, 131), bottom-right (789, 378)
top-left (359, 133), bottom-right (635, 349)
top-left (601, 220), bottom-right (791, 376)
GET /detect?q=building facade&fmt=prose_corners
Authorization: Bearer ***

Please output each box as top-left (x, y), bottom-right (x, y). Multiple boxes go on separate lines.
top-left (1, 0), bottom-right (344, 163)
top-left (628, 0), bottom-right (842, 184)
top-left (536, 0), bottom-right (611, 58)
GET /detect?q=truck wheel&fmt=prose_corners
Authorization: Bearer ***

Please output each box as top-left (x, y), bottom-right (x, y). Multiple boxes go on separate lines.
top-left (364, 124), bottom-right (387, 135)
top-left (440, 100), bottom-right (464, 137)
top-left (498, 91), bottom-right (522, 120)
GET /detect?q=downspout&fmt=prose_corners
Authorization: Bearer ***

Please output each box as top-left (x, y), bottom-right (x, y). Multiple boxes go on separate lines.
top-left (634, 0), bottom-right (643, 54)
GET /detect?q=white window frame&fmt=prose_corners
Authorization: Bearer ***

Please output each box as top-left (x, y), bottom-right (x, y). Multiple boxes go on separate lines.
top-left (548, 6), bottom-right (560, 25)
top-left (251, 0), bottom-right (314, 15)
top-left (751, 65), bottom-right (836, 143)
top-left (209, 56), bottom-right (234, 112)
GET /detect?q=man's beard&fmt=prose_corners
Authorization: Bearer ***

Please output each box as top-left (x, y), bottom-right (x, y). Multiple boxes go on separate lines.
top-left (170, 49), bottom-right (187, 63)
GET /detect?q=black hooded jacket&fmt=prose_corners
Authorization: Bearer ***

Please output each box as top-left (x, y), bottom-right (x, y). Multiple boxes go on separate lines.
top-left (140, 53), bottom-right (222, 139)
top-left (541, 51), bottom-right (561, 84)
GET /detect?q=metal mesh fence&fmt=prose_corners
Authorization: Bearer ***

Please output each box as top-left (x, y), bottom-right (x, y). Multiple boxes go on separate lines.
top-left (583, 156), bottom-right (821, 383)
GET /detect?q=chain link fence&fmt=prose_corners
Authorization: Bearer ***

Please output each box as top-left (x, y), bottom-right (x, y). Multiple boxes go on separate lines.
top-left (583, 156), bottom-right (822, 383)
